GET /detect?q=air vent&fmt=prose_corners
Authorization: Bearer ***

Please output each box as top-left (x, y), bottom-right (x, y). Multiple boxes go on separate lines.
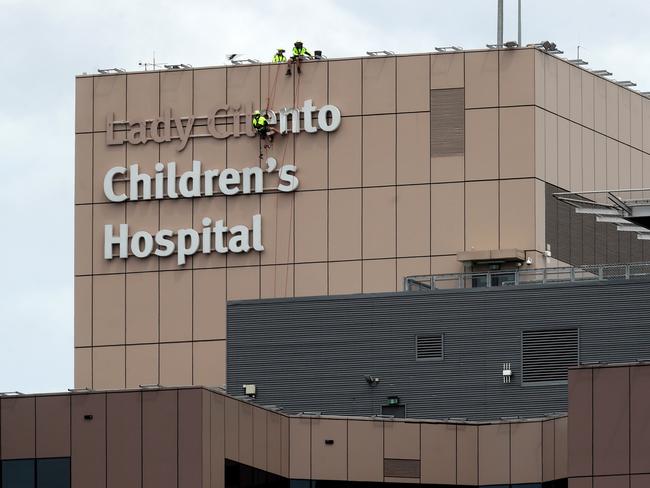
top-left (522, 329), bottom-right (579, 385)
top-left (416, 335), bottom-right (443, 361)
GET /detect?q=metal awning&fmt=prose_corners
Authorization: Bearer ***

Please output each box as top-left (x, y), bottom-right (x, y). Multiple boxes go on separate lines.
top-left (554, 189), bottom-right (650, 239)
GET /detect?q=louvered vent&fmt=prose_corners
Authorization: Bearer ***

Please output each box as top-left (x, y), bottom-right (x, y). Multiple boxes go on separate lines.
top-left (522, 329), bottom-right (579, 385)
top-left (416, 335), bottom-right (443, 361)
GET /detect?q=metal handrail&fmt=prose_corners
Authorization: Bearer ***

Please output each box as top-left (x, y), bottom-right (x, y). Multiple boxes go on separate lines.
top-left (404, 262), bottom-right (650, 292)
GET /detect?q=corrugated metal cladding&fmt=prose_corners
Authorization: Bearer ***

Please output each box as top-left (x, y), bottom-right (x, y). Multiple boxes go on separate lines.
top-left (227, 280), bottom-right (650, 421)
top-left (430, 88), bottom-right (464, 156)
top-left (545, 183), bottom-right (648, 265)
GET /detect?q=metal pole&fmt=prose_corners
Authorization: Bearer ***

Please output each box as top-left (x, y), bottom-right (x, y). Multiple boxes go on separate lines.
top-left (518, 0), bottom-right (522, 47)
top-left (497, 0), bottom-right (504, 47)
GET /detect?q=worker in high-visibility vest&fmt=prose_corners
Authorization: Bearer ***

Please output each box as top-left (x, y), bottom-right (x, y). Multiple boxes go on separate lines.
top-left (272, 48), bottom-right (286, 63)
top-left (286, 40), bottom-right (312, 76)
top-left (252, 110), bottom-right (276, 149)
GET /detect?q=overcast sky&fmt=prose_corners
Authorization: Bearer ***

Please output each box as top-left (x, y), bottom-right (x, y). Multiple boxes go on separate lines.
top-left (0, 0), bottom-right (649, 393)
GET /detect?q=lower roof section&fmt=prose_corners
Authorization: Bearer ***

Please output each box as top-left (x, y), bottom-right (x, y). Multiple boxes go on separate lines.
top-left (0, 386), bottom-right (566, 486)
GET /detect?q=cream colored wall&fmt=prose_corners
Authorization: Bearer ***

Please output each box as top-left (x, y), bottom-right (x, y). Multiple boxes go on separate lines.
top-left (75, 48), bottom-right (648, 390)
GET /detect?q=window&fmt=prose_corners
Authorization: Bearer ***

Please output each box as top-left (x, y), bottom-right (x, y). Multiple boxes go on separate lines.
top-left (522, 329), bottom-right (579, 385)
top-left (0, 458), bottom-right (70, 488)
top-left (415, 335), bottom-right (443, 361)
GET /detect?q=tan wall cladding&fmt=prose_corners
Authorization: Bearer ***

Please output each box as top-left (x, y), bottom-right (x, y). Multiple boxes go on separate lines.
top-left (0, 388), bottom-right (568, 486)
top-left (75, 48), bottom-right (650, 390)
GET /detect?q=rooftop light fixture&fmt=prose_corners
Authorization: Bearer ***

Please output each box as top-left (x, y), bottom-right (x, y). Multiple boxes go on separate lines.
top-left (138, 383), bottom-right (162, 389)
top-left (616, 80), bottom-right (637, 87)
top-left (67, 387), bottom-right (92, 393)
top-left (97, 68), bottom-right (126, 74)
top-left (164, 64), bottom-right (192, 70)
top-left (503, 41), bottom-right (519, 48)
top-left (0, 391), bottom-right (24, 396)
top-left (298, 411), bottom-right (322, 416)
top-left (366, 50), bottom-right (394, 56)
top-left (527, 41), bottom-right (563, 54)
top-left (434, 46), bottom-right (463, 52)
top-left (590, 69), bottom-right (613, 77)
top-left (640, 92), bottom-right (650, 98)
top-left (568, 59), bottom-right (588, 66)
top-left (486, 44), bottom-right (500, 49)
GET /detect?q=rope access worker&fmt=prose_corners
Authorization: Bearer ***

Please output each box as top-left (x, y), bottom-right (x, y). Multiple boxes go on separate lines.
top-left (252, 110), bottom-right (276, 152)
top-left (286, 40), bottom-right (311, 76)
top-left (272, 48), bottom-right (286, 63)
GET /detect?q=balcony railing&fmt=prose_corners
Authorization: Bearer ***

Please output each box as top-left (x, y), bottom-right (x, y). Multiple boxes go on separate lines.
top-left (404, 262), bottom-right (650, 292)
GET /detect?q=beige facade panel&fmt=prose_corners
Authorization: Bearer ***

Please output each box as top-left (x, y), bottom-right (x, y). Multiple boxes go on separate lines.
top-left (582, 71), bottom-right (595, 129)
top-left (543, 420), bottom-right (556, 482)
top-left (75, 134), bottom-right (92, 204)
top-left (594, 77), bottom-right (607, 135)
top-left (397, 185), bottom-right (430, 257)
top-left (93, 346), bottom-right (125, 390)
top-left (397, 55), bottom-right (429, 112)
top-left (500, 106), bottom-right (535, 179)
top-left (421, 423), bottom-right (456, 485)
top-left (227, 267), bottom-right (260, 301)
top-left (260, 192), bottom-right (294, 266)
top-left (329, 116), bottom-right (362, 188)
top-left (535, 107), bottom-right (546, 181)
top-left (594, 134), bottom-right (607, 191)
top-left (499, 49), bottom-right (534, 106)
top-left (363, 259), bottom-right (397, 293)
top-left (92, 203), bottom-right (126, 274)
top-left (478, 423), bottom-right (510, 486)
top-left (75, 276), bottom-right (92, 347)
top-left (328, 260), bottom-right (362, 295)
top-left (431, 53), bottom-right (464, 89)
top-left (261, 264), bottom-right (294, 299)
top-left (534, 50), bottom-right (545, 108)
top-left (289, 418), bottom-right (311, 479)
top-left (295, 190), bottom-right (328, 262)
top-left (397, 112), bottom-right (430, 185)
top-left (363, 114), bottom-right (397, 187)
top-left (295, 131), bottom-right (327, 191)
top-left (127, 72), bottom-right (159, 121)
top-left (606, 82), bottom-right (619, 140)
top-left (298, 61), bottom-right (328, 108)
top-left (431, 155), bottom-right (464, 183)
top-left (93, 132), bottom-right (125, 204)
top-left (193, 268), bottom-right (226, 341)
top-left (160, 69), bottom-right (192, 115)
top-left (606, 138), bottom-right (619, 190)
top-left (511, 422), bottom-right (543, 484)
top-left (457, 424), bottom-right (478, 485)
top-left (465, 51), bottom-right (498, 108)
top-left (329, 59), bottom-right (362, 116)
top-left (227, 65), bottom-right (260, 110)
top-left (582, 128), bottom-right (595, 192)
top-left (35, 395), bottom-right (71, 459)
top-left (557, 61), bottom-right (570, 119)
top-left (1, 396), bottom-right (36, 459)
top-left (194, 340), bottom-right (226, 387)
top-left (193, 68), bottom-right (226, 112)
top-left (125, 200), bottom-right (159, 273)
top-left (294, 262), bottom-right (327, 297)
top-left (545, 112), bottom-right (558, 186)
top-left (570, 66), bottom-right (582, 124)
top-left (619, 88), bottom-right (631, 145)
top-left (160, 270), bottom-right (192, 343)
top-left (74, 348), bottom-right (92, 389)
top-left (363, 56), bottom-right (396, 114)
top-left (570, 123), bottom-right (583, 192)
top-left (329, 189), bottom-right (362, 261)
top-left (631, 94), bottom-right (643, 150)
top-left (558, 117), bottom-right (571, 191)
top-left (431, 182), bottom-right (464, 255)
top-left (159, 342), bottom-right (192, 387)
top-left (126, 344), bottom-right (158, 388)
top-left (465, 180), bottom-right (499, 251)
top-left (311, 419), bottom-right (348, 480)
top-left (384, 422), bottom-right (420, 460)
top-left (348, 420), bottom-right (383, 482)
top-left (193, 196), bottom-right (227, 270)
top-left (224, 397), bottom-right (239, 462)
top-left (226, 194), bottom-right (260, 267)
top-left (544, 55), bottom-right (558, 113)
top-left (555, 417), bottom-right (568, 479)
top-left (643, 99), bottom-right (650, 154)
top-left (252, 407), bottom-right (268, 471)
top-left (126, 271), bottom-right (158, 344)
top-left (262, 64), bottom-right (293, 111)
top-left (93, 74), bottom-right (126, 131)
top-left (362, 186), bottom-right (396, 259)
top-left (465, 108), bottom-right (498, 180)
top-left (93, 274), bottom-right (125, 346)
top-left (76, 77), bottom-right (93, 133)
top-left (75, 204), bottom-right (92, 276)
top-left (535, 180), bottom-right (546, 253)
top-left (396, 257), bottom-right (430, 290)
top-left (500, 179), bottom-right (536, 251)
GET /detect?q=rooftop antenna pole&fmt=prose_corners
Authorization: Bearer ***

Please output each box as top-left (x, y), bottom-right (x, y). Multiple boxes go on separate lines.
top-left (497, 0), bottom-right (504, 47)
top-left (517, 0), bottom-right (522, 46)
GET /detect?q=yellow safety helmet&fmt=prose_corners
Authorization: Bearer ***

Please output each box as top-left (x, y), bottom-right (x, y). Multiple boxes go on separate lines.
top-left (254, 110), bottom-right (261, 115)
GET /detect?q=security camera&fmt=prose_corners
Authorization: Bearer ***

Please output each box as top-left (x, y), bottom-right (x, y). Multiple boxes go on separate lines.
top-left (525, 257), bottom-right (533, 265)
top-left (364, 375), bottom-right (380, 386)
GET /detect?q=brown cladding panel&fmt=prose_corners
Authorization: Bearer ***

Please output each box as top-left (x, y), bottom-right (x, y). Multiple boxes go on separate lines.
top-left (36, 396), bottom-right (70, 458)
top-left (478, 423), bottom-right (510, 486)
top-left (311, 419), bottom-right (347, 481)
top-left (348, 420), bottom-right (383, 482)
top-left (568, 368), bottom-right (592, 477)
top-left (106, 392), bottom-right (141, 488)
top-left (594, 476), bottom-right (630, 488)
top-left (179, 390), bottom-right (204, 488)
top-left (631, 474), bottom-right (650, 488)
top-left (142, 390), bottom-right (177, 488)
top-left (430, 88), bottom-right (464, 157)
top-left (71, 394), bottom-right (106, 488)
top-left (555, 417), bottom-right (568, 480)
top-left (252, 407), bottom-right (267, 471)
top-left (1, 397), bottom-right (36, 459)
top-left (631, 366), bottom-right (650, 474)
top-left (383, 459), bottom-right (420, 479)
top-left (457, 424), bottom-right (478, 485)
top-left (593, 367), bottom-right (629, 477)
top-left (420, 423), bottom-right (456, 485)
top-left (289, 418), bottom-right (311, 480)
top-left (570, 478), bottom-right (593, 488)
top-left (543, 420), bottom-right (555, 482)
top-left (210, 393), bottom-right (225, 488)
top-left (224, 397), bottom-right (239, 462)
top-left (384, 422), bottom-right (420, 460)
top-left (267, 412), bottom-right (282, 476)
top-left (238, 402), bottom-right (254, 467)
top-left (510, 422), bottom-right (542, 484)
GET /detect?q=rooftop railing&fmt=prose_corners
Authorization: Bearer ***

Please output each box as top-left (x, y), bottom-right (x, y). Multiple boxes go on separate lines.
top-left (404, 262), bottom-right (650, 292)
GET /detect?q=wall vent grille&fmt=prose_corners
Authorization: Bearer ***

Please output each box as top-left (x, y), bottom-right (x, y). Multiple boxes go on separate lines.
top-left (522, 328), bottom-right (579, 385)
top-left (416, 335), bottom-right (443, 361)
